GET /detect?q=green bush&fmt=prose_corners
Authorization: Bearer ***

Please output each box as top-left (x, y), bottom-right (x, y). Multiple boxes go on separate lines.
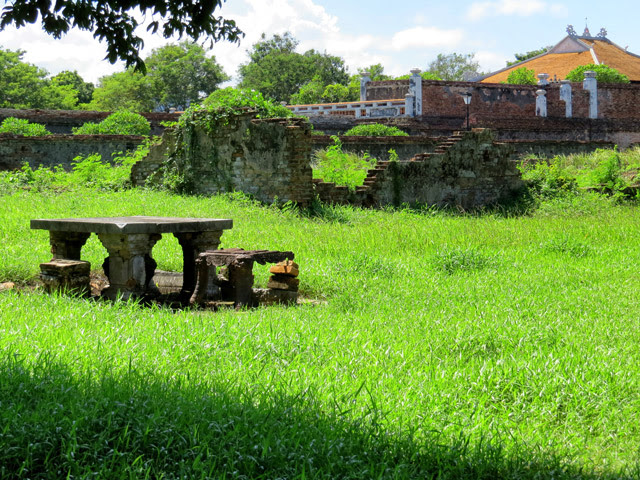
top-left (505, 67), bottom-right (537, 85)
top-left (0, 117), bottom-right (50, 136)
top-left (565, 64), bottom-right (630, 84)
top-left (73, 110), bottom-right (151, 136)
top-left (203, 87), bottom-right (292, 118)
top-left (344, 124), bottom-right (408, 137)
top-left (312, 136), bottom-right (376, 190)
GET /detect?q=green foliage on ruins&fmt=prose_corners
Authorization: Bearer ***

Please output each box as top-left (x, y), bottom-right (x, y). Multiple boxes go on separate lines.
top-left (520, 147), bottom-right (640, 199)
top-left (312, 136), bottom-right (377, 190)
top-left (504, 66), bottom-right (537, 85)
top-left (0, 117), bottom-right (50, 136)
top-left (238, 32), bottom-right (350, 103)
top-left (290, 76), bottom-right (356, 105)
top-left (203, 88), bottom-right (293, 119)
top-left (72, 110), bottom-right (151, 136)
top-left (565, 64), bottom-right (630, 83)
top-left (1, 154), bottom-right (640, 477)
top-left (344, 124), bottom-right (409, 137)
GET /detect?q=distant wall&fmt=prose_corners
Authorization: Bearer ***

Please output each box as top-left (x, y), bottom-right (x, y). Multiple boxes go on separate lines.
top-left (365, 80), bottom-right (410, 101)
top-left (0, 134), bottom-right (145, 171)
top-left (0, 109), bottom-right (179, 136)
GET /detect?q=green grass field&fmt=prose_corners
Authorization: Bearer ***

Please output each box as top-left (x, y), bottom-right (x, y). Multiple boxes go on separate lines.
top-left (1, 185), bottom-right (639, 478)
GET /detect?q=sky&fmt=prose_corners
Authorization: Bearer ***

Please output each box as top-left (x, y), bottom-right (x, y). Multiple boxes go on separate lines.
top-left (1, 0), bottom-right (639, 85)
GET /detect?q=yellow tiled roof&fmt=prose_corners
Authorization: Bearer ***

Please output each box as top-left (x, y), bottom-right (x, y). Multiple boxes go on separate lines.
top-left (480, 38), bottom-right (640, 83)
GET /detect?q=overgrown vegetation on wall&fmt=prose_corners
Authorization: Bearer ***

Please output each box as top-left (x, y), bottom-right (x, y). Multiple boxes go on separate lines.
top-left (72, 110), bottom-right (151, 136)
top-left (519, 146), bottom-right (640, 200)
top-left (0, 117), bottom-right (50, 136)
top-left (343, 124), bottom-right (408, 137)
top-left (565, 64), bottom-right (630, 83)
top-left (312, 136), bottom-right (377, 190)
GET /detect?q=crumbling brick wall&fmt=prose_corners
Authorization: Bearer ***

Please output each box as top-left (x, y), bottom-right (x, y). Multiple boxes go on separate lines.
top-left (0, 133), bottom-right (144, 170)
top-left (131, 113), bottom-right (313, 205)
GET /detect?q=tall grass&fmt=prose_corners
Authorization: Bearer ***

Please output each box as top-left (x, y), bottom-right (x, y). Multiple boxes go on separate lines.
top-left (1, 156), bottom-right (640, 478)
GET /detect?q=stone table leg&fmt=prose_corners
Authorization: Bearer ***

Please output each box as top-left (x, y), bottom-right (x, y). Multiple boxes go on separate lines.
top-left (226, 258), bottom-right (255, 308)
top-left (174, 231), bottom-right (223, 299)
top-left (97, 233), bottom-right (162, 300)
top-left (49, 231), bottom-right (91, 260)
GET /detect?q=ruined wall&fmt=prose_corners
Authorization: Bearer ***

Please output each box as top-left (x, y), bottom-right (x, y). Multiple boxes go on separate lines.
top-left (131, 114), bottom-right (313, 205)
top-left (0, 109), bottom-right (179, 136)
top-left (314, 130), bottom-right (523, 209)
top-left (0, 134), bottom-right (145, 170)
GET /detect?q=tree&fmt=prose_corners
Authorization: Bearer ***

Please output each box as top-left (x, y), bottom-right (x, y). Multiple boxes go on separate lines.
top-left (358, 64), bottom-right (390, 81)
top-left (427, 53), bottom-right (482, 81)
top-left (0, 0), bottom-right (243, 71)
top-left (51, 70), bottom-right (94, 105)
top-left (565, 64), bottom-right (630, 84)
top-left (238, 32), bottom-right (350, 103)
top-left (145, 41), bottom-right (229, 111)
top-left (505, 67), bottom-right (537, 85)
top-left (87, 70), bottom-right (154, 112)
top-left (506, 46), bottom-right (552, 66)
top-left (0, 47), bottom-right (46, 108)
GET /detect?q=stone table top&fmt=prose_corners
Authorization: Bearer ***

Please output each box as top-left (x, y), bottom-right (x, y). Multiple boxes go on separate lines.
top-left (31, 216), bottom-right (233, 234)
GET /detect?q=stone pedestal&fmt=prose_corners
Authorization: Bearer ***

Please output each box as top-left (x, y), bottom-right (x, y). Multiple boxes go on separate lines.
top-left (174, 231), bottom-right (223, 299)
top-left (49, 231), bottom-right (90, 260)
top-left (40, 259), bottom-right (91, 297)
top-left (98, 233), bottom-right (162, 300)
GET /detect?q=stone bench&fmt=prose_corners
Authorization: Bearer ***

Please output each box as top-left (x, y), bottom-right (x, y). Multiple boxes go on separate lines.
top-left (190, 248), bottom-right (298, 308)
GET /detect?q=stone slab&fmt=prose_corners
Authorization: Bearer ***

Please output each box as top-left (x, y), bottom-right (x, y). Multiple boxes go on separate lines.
top-left (31, 216), bottom-right (233, 234)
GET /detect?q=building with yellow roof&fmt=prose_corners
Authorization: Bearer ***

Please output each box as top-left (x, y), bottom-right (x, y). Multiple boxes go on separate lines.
top-left (479, 26), bottom-right (640, 84)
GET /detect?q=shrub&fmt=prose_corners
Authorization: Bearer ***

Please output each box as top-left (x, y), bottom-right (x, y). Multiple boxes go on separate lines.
top-left (203, 87), bottom-right (292, 118)
top-left (73, 110), bottom-right (151, 136)
top-left (344, 124), bottom-right (408, 137)
top-left (0, 117), bottom-right (50, 136)
top-left (312, 136), bottom-right (376, 190)
top-left (565, 64), bottom-right (630, 84)
top-left (505, 67), bottom-right (537, 85)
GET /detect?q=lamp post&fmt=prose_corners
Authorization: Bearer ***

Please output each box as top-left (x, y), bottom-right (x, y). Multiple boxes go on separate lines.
top-left (461, 91), bottom-right (472, 131)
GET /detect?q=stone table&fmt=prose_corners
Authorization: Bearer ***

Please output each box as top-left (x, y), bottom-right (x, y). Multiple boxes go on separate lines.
top-left (31, 216), bottom-right (233, 300)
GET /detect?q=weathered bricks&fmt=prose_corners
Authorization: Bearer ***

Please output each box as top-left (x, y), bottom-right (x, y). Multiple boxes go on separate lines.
top-left (40, 259), bottom-right (91, 297)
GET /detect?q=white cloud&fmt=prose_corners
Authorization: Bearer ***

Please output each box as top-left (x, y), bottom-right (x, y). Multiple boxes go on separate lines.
top-left (474, 50), bottom-right (510, 73)
top-left (390, 27), bottom-right (464, 50)
top-left (467, 0), bottom-right (556, 20)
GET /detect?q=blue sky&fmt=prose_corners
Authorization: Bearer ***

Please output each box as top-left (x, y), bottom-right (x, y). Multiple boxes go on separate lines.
top-left (1, 0), bottom-right (639, 84)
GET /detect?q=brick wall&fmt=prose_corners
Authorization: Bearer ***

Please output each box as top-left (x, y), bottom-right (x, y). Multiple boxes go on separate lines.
top-left (0, 134), bottom-right (145, 171)
top-left (131, 114), bottom-right (313, 205)
top-left (365, 80), bottom-right (410, 100)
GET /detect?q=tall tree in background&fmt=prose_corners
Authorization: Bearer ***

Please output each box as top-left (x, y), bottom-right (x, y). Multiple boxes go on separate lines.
top-left (51, 70), bottom-right (94, 105)
top-left (0, 0), bottom-right (242, 71)
top-left (0, 47), bottom-right (82, 109)
top-left (238, 32), bottom-right (349, 103)
top-left (145, 42), bottom-right (229, 111)
top-left (427, 53), bottom-right (482, 81)
top-left (87, 42), bottom-right (228, 111)
top-left (506, 46), bottom-right (552, 66)
top-left (87, 70), bottom-right (154, 112)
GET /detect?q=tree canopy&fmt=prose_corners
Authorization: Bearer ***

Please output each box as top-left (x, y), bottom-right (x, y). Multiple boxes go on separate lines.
top-left (87, 42), bottom-right (228, 111)
top-left (505, 66), bottom-right (537, 85)
top-left (565, 64), bottom-right (630, 84)
top-left (0, 0), bottom-right (243, 71)
top-left (0, 47), bottom-right (92, 109)
top-left (238, 32), bottom-right (350, 103)
top-left (426, 53), bottom-right (482, 81)
top-left (506, 46), bottom-right (552, 66)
